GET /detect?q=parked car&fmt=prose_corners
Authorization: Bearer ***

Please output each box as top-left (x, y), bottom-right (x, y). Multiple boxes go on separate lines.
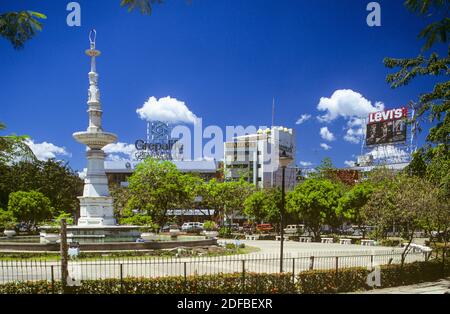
top-left (242, 223), bottom-right (255, 234)
top-left (161, 224), bottom-right (179, 233)
top-left (256, 224), bottom-right (274, 233)
top-left (284, 224), bottom-right (305, 235)
top-left (222, 222), bottom-right (240, 231)
top-left (181, 222), bottom-right (204, 233)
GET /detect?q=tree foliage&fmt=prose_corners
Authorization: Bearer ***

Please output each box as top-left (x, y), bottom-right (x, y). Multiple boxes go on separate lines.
top-left (244, 188), bottom-right (282, 225)
top-left (0, 123), bottom-right (36, 164)
top-left (362, 174), bottom-right (441, 264)
top-left (202, 178), bottom-right (255, 222)
top-left (404, 0), bottom-right (449, 50)
top-left (337, 181), bottom-right (375, 238)
top-left (0, 159), bottom-right (83, 217)
top-left (8, 190), bottom-right (54, 230)
top-left (287, 179), bottom-right (342, 241)
top-left (0, 11), bottom-right (46, 49)
top-left (120, 0), bottom-right (164, 15)
top-left (1, 1), bottom-right (164, 49)
top-left (125, 158), bottom-right (193, 227)
top-left (384, 0), bottom-right (449, 148)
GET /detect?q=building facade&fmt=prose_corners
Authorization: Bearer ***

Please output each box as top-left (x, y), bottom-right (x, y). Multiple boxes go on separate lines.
top-left (105, 159), bottom-right (222, 187)
top-left (223, 126), bottom-right (297, 190)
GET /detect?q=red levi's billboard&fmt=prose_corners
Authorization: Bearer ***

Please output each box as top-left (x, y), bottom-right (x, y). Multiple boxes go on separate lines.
top-left (366, 107), bottom-right (408, 146)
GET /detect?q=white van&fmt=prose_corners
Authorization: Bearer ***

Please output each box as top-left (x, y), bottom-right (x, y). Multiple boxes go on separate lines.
top-left (181, 222), bottom-right (204, 232)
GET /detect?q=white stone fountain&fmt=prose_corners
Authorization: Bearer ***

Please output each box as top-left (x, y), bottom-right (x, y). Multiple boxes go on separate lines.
top-left (73, 29), bottom-right (117, 227)
top-left (62, 30), bottom-right (141, 242)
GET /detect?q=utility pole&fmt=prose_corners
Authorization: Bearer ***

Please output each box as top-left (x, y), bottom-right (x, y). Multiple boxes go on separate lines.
top-left (60, 218), bottom-right (69, 294)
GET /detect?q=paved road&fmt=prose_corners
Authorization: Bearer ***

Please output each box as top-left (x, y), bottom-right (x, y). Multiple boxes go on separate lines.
top-left (350, 278), bottom-right (450, 294)
top-left (0, 241), bottom-right (426, 284)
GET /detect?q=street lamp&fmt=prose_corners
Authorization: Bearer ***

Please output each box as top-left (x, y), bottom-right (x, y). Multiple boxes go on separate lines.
top-left (279, 150), bottom-right (293, 273)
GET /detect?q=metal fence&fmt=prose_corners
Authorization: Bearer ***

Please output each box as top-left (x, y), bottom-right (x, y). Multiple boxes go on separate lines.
top-left (0, 249), bottom-right (427, 285)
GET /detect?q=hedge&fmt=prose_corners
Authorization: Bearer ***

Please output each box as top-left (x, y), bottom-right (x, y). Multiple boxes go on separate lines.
top-left (297, 259), bottom-right (450, 294)
top-left (0, 259), bottom-right (448, 294)
top-left (0, 273), bottom-right (295, 294)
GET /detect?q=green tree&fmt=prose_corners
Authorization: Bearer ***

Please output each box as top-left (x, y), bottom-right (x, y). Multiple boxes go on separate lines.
top-left (337, 182), bottom-right (375, 238)
top-left (362, 174), bottom-right (440, 265)
top-left (0, 208), bottom-right (17, 231)
top-left (204, 179), bottom-right (255, 224)
top-left (383, 0), bottom-right (449, 149)
top-left (110, 185), bottom-right (132, 220)
top-left (0, 159), bottom-right (83, 217)
top-left (243, 188), bottom-right (282, 225)
top-left (8, 190), bottom-right (54, 230)
top-left (287, 179), bottom-right (342, 241)
top-left (0, 122), bottom-right (35, 164)
top-left (125, 158), bottom-right (192, 227)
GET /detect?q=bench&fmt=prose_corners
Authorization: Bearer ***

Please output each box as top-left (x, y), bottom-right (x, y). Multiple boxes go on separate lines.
top-left (320, 237), bottom-right (334, 244)
top-left (339, 238), bottom-right (352, 245)
top-left (299, 236), bottom-right (312, 243)
top-left (245, 234), bottom-right (260, 241)
top-left (361, 239), bottom-right (376, 246)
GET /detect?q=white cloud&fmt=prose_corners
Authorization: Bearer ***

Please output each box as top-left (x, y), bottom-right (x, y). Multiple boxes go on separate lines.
top-left (320, 127), bottom-right (335, 141)
top-left (316, 89), bottom-right (385, 144)
top-left (104, 142), bottom-right (136, 161)
top-left (317, 89), bottom-right (384, 122)
top-left (299, 161), bottom-right (313, 167)
top-left (344, 160), bottom-right (356, 167)
top-left (78, 168), bottom-right (87, 180)
top-left (344, 128), bottom-right (364, 144)
top-left (136, 96), bottom-right (198, 124)
top-left (25, 139), bottom-right (70, 161)
top-left (296, 114), bottom-right (312, 125)
top-left (320, 143), bottom-right (332, 150)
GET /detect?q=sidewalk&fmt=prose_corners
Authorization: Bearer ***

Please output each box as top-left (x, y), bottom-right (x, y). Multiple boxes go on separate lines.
top-left (351, 278), bottom-right (450, 294)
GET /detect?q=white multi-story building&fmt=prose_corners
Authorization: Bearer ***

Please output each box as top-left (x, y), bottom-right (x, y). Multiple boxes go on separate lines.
top-left (224, 126), bottom-right (297, 190)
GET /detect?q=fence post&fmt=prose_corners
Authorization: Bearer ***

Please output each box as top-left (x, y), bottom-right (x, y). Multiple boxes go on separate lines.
top-left (241, 260), bottom-right (246, 293)
top-left (50, 265), bottom-right (55, 294)
top-left (119, 264), bottom-right (123, 294)
top-left (292, 258), bottom-right (295, 284)
top-left (335, 256), bottom-right (339, 293)
top-left (60, 219), bottom-right (69, 294)
top-left (309, 256), bottom-right (314, 270)
top-left (371, 255), bottom-right (374, 268)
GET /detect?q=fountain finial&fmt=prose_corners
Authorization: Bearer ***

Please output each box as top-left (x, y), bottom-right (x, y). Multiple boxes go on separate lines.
top-left (85, 29), bottom-right (101, 61)
top-left (89, 29), bottom-right (97, 49)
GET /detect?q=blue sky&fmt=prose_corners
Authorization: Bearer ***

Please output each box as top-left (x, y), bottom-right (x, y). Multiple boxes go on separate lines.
top-left (0, 0), bottom-right (444, 171)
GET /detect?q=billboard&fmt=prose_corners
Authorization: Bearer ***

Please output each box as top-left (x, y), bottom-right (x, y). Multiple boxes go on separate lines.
top-left (366, 107), bottom-right (408, 146)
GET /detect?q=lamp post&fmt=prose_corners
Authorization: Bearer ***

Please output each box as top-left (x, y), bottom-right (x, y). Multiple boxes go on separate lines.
top-left (279, 150), bottom-right (293, 273)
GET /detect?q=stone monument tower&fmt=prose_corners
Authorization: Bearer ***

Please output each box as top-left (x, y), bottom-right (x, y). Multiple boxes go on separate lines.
top-left (73, 30), bottom-right (117, 226)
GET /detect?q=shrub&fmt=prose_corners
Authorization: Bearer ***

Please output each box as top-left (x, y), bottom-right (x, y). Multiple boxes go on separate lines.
top-left (119, 214), bottom-right (154, 226)
top-left (0, 208), bottom-right (17, 231)
top-left (0, 273), bottom-right (295, 294)
top-left (218, 227), bottom-right (232, 238)
top-left (379, 239), bottom-right (402, 247)
top-left (296, 259), bottom-right (450, 293)
top-left (203, 221), bottom-right (217, 231)
top-left (1, 260), bottom-right (448, 294)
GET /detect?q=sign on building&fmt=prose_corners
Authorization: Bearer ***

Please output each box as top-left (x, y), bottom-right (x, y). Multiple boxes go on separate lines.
top-left (366, 107), bottom-right (408, 146)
